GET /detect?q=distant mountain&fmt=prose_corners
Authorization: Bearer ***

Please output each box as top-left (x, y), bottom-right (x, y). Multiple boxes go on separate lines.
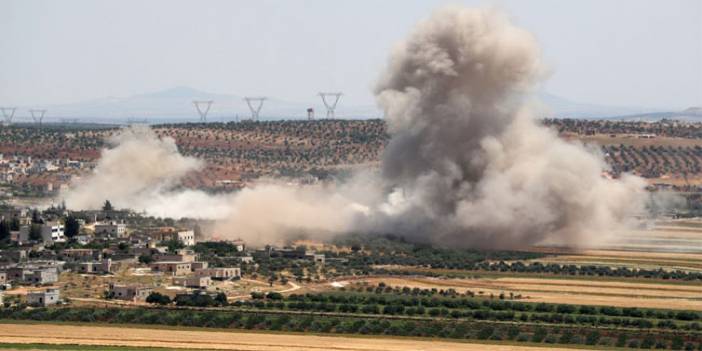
top-left (12, 87), bottom-right (677, 123)
top-left (18, 87), bottom-right (379, 124)
top-left (602, 107), bottom-right (702, 122)
top-left (535, 92), bottom-right (661, 119)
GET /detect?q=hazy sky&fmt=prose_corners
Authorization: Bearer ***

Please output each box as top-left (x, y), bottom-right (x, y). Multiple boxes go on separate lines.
top-left (1, 0), bottom-right (700, 109)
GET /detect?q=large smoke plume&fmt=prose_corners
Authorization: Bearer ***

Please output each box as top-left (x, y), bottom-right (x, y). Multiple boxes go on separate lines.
top-left (61, 7), bottom-right (646, 248)
top-left (369, 7), bottom-right (646, 247)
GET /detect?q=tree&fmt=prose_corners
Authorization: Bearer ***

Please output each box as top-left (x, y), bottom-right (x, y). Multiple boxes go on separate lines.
top-left (31, 209), bottom-right (43, 224)
top-left (0, 220), bottom-right (11, 241)
top-left (29, 224), bottom-right (43, 242)
top-left (146, 292), bottom-right (171, 305)
top-left (532, 328), bottom-right (548, 343)
top-left (138, 255), bottom-right (153, 264)
top-left (64, 216), bottom-right (80, 239)
top-left (9, 217), bottom-right (20, 231)
top-left (585, 331), bottom-right (600, 345)
top-left (266, 292), bottom-right (283, 300)
top-left (214, 292), bottom-right (228, 306)
top-left (156, 238), bottom-right (182, 253)
top-left (671, 336), bottom-right (684, 350)
top-left (102, 200), bottom-right (113, 212)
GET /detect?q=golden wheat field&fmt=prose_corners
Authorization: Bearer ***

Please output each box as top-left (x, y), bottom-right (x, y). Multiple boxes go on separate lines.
top-left (0, 323), bottom-right (596, 351)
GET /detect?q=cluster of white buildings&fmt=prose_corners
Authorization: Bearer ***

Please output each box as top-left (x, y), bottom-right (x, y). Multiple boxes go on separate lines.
top-left (0, 154), bottom-right (90, 194)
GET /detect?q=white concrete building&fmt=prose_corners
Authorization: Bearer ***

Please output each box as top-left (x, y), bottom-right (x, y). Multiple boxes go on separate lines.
top-left (94, 221), bottom-right (127, 238)
top-left (194, 267), bottom-right (241, 280)
top-left (41, 222), bottom-right (65, 243)
top-left (109, 284), bottom-right (153, 301)
top-left (27, 288), bottom-right (60, 306)
top-left (173, 276), bottom-right (212, 289)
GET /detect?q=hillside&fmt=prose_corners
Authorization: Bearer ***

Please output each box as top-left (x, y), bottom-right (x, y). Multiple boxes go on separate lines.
top-left (5, 119), bottom-right (702, 193)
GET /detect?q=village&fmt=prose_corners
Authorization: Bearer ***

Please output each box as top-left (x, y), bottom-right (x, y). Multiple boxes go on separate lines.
top-left (0, 153), bottom-right (93, 197)
top-left (0, 202), bottom-right (334, 309)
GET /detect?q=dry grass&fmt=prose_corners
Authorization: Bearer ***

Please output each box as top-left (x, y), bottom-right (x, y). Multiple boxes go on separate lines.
top-left (0, 323), bottom-right (587, 351)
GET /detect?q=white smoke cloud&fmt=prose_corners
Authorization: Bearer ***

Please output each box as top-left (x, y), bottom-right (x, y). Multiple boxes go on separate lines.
top-left (62, 7), bottom-right (646, 249)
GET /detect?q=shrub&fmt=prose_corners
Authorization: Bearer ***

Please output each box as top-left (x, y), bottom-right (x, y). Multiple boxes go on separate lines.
top-left (145, 292), bottom-right (171, 305)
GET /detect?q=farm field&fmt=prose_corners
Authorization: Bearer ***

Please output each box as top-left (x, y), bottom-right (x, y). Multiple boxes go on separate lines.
top-left (360, 220), bottom-right (702, 311)
top-left (533, 249), bottom-right (702, 272)
top-left (0, 323), bottom-right (594, 351)
top-left (350, 275), bottom-right (702, 311)
top-left (531, 220), bottom-right (702, 270)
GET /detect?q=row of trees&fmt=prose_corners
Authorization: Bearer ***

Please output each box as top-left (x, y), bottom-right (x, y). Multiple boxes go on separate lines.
top-left (146, 291), bottom-right (228, 307)
top-left (230, 291), bottom-right (701, 332)
top-left (374, 261), bottom-right (702, 281)
top-left (544, 118), bottom-right (702, 139)
top-left (2, 307), bottom-right (699, 350)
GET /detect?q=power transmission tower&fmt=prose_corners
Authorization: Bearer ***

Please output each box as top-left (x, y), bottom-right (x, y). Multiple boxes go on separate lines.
top-left (193, 100), bottom-right (213, 122)
top-left (244, 97), bottom-right (266, 121)
top-left (29, 109), bottom-right (46, 127)
top-left (0, 107), bottom-right (16, 125)
top-left (319, 92), bottom-right (342, 119)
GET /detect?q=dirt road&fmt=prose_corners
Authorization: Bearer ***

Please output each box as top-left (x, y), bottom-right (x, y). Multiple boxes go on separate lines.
top-left (0, 323), bottom-right (595, 351)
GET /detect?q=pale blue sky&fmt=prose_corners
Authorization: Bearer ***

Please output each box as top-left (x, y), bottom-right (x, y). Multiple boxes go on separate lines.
top-left (1, 0), bottom-right (700, 109)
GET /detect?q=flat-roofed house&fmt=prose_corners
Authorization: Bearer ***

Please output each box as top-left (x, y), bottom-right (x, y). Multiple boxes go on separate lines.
top-left (173, 276), bottom-right (212, 289)
top-left (194, 267), bottom-right (240, 280)
top-left (27, 288), bottom-right (59, 306)
top-left (109, 284), bottom-right (153, 301)
top-left (150, 261), bottom-right (192, 276)
top-left (94, 221), bottom-right (127, 238)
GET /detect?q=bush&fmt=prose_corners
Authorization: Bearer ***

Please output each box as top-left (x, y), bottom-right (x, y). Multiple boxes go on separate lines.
top-left (145, 292), bottom-right (171, 305)
top-left (585, 330), bottom-right (600, 345)
top-left (532, 327), bottom-right (547, 342)
top-left (476, 326), bottom-right (494, 340)
top-left (266, 292), bottom-right (283, 300)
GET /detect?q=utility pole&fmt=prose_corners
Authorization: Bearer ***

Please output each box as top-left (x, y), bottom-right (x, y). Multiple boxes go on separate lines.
top-left (319, 92), bottom-right (342, 119)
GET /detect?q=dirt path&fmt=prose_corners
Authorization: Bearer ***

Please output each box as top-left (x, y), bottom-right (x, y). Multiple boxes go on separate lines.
top-left (277, 281), bottom-right (301, 293)
top-left (0, 323), bottom-right (595, 351)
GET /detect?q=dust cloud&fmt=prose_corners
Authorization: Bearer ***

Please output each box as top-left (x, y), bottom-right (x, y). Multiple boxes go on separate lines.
top-left (62, 7), bottom-right (646, 248)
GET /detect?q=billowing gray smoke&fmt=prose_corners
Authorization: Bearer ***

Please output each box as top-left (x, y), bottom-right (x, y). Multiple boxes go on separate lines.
top-left (370, 6), bottom-right (645, 248)
top-left (62, 7), bottom-right (646, 249)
